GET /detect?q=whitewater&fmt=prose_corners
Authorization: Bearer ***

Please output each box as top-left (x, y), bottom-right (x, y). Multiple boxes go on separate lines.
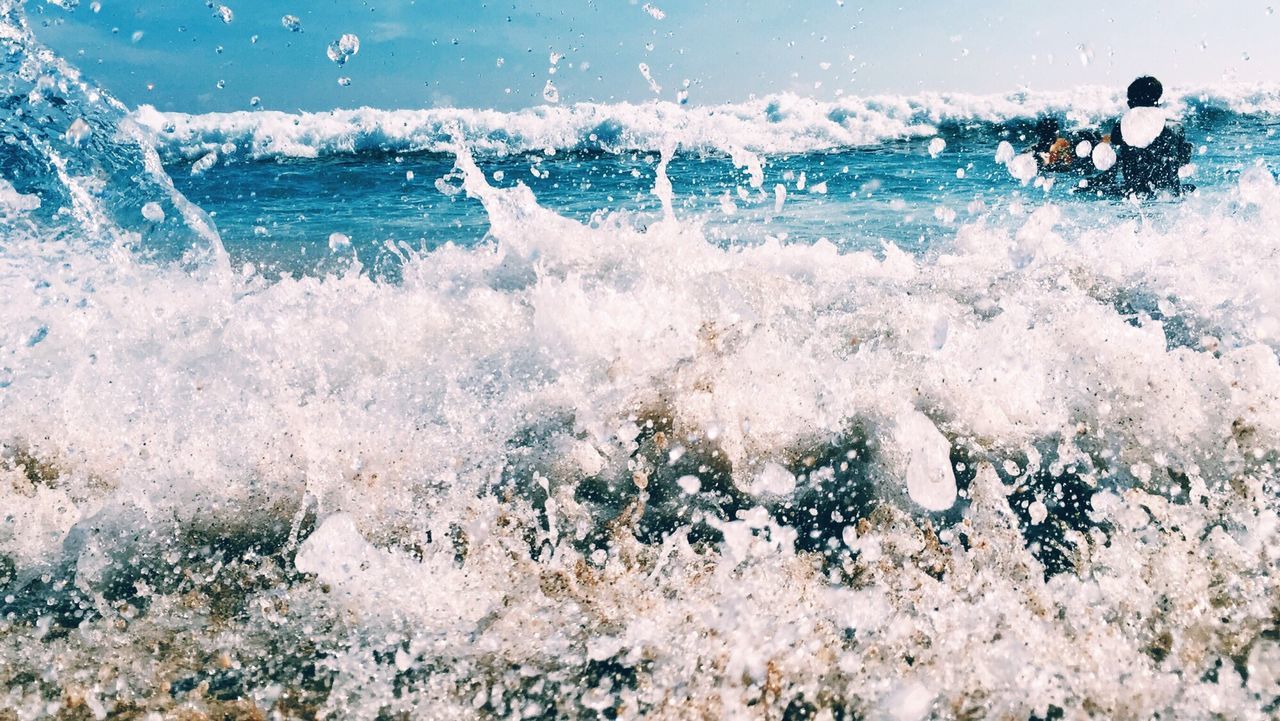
top-left (2, 1), bottom-right (1280, 720)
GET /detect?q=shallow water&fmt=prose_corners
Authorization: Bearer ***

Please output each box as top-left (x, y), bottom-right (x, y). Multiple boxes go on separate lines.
top-left (3, 2), bottom-right (1280, 720)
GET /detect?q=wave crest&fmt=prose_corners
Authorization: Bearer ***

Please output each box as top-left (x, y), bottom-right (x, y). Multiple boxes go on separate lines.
top-left (140, 83), bottom-right (1280, 161)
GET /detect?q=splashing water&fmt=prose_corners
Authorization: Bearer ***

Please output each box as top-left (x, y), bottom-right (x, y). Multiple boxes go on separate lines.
top-left (2, 2), bottom-right (1280, 720)
top-left (0, 0), bottom-right (224, 264)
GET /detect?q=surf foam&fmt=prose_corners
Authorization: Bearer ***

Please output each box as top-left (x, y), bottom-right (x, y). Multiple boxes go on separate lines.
top-left (137, 83), bottom-right (1280, 162)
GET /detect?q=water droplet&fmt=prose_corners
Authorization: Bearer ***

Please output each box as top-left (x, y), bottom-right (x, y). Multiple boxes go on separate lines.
top-left (65, 118), bottom-right (90, 146)
top-left (642, 3), bottom-right (666, 20)
top-left (327, 34), bottom-right (361, 65)
top-left (141, 202), bottom-right (165, 223)
top-left (191, 152), bottom-right (218, 175)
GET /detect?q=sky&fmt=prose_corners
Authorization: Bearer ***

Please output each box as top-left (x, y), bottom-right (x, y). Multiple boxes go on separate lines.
top-left (25, 0), bottom-right (1280, 113)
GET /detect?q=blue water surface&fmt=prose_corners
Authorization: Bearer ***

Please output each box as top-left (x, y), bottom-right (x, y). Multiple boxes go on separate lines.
top-left (167, 112), bottom-right (1275, 279)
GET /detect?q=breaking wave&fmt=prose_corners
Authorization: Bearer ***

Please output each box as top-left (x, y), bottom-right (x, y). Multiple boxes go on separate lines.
top-left (2, 1), bottom-right (1280, 719)
top-left (140, 83), bottom-right (1280, 161)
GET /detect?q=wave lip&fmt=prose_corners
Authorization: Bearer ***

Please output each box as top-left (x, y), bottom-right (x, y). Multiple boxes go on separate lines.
top-left (139, 83), bottom-right (1280, 162)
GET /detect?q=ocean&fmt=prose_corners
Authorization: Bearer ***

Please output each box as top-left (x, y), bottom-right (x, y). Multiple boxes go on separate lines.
top-left (2, 1), bottom-right (1280, 720)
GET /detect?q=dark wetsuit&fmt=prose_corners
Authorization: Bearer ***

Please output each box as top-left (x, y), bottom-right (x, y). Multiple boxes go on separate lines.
top-left (1108, 117), bottom-right (1193, 197)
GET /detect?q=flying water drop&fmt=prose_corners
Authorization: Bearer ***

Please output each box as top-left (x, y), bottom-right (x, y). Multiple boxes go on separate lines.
top-left (141, 202), bottom-right (165, 223)
top-left (327, 34), bottom-right (361, 66)
top-left (328, 232), bottom-right (351, 251)
top-left (64, 118), bottom-right (90, 146)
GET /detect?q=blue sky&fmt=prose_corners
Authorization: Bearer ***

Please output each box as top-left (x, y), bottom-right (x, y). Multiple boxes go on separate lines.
top-left (28, 0), bottom-right (1280, 112)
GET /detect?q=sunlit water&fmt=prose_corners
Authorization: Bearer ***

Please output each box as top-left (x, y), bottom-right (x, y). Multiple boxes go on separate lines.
top-left (3, 2), bottom-right (1280, 720)
top-left (161, 110), bottom-right (1276, 277)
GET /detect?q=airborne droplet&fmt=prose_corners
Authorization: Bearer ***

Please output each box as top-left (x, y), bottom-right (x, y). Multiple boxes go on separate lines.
top-left (64, 118), bottom-right (91, 146)
top-left (327, 34), bottom-right (361, 66)
top-left (141, 202), bottom-right (165, 223)
top-left (328, 232), bottom-right (351, 252)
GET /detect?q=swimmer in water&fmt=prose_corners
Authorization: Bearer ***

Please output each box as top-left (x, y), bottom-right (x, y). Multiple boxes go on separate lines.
top-left (1098, 76), bottom-right (1194, 197)
top-left (1030, 117), bottom-right (1113, 178)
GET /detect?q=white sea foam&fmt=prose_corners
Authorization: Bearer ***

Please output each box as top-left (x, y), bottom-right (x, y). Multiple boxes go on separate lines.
top-left (136, 83), bottom-right (1280, 161)
top-left (4, 146), bottom-right (1280, 717)
top-left (4, 1), bottom-right (1280, 717)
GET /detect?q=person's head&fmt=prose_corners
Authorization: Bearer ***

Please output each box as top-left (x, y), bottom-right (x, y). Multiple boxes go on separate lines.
top-left (1127, 76), bottom-right (1163, 108)
top-left (1033, 117), bottom-right (1061, 151)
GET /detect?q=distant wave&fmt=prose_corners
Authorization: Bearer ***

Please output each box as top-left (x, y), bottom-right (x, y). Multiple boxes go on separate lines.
top-left (139, 84), bottom-right (1280, 162)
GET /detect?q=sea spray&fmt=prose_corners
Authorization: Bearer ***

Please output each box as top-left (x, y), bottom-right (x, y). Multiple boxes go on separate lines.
top-left (1, 1), bottom-right (1280, 719)
top-left (0, 0), bottom-right (224, 267)
top-left (4, 139), bottom-right (1280, 716)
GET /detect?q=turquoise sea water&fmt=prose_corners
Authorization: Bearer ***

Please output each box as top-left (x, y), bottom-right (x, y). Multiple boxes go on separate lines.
top-left (164, 111), bottom-right (1272, 277)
